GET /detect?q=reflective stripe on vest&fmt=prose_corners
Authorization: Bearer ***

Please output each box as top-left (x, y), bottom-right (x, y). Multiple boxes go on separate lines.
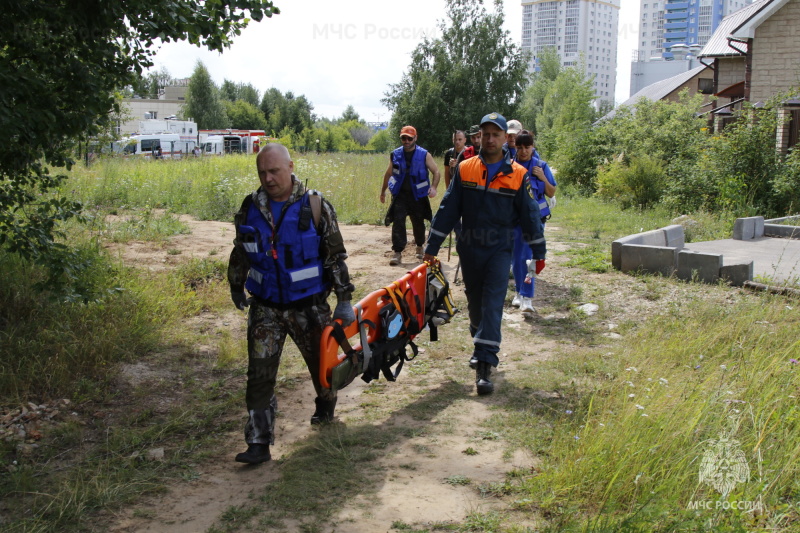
top-left (240, 193), bottom-right (329, 304)
top-left (389, 146), bottom-right (430, 200)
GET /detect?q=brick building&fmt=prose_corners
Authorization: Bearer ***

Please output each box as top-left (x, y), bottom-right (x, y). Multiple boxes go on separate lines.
top-left (698, 0), bottom-right (800, 150)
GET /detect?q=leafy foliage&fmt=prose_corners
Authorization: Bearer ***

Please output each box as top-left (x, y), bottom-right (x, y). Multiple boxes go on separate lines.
top-left (220, 80), bottom-right (261, 107)
top-left (260, 89), bottom-right (315, 135)
top-left (595, 155), bottom-right (667, 209)
top-left (183, 61), bottom-right (230, 129)
top-left (516, 47), bottom-right (562, 135)
top-left (126, 66), bottom-right (176, 99)
top-left (223, 100), bottom-right (268, 131)
top-left (383, 0), bottom-right (528, 153)
top-left (0, 0), bottom-right (279, 296)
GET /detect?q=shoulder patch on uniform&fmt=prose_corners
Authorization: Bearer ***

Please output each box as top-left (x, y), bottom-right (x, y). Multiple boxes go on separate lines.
top-left (526, 179), bottom-right (534, 200)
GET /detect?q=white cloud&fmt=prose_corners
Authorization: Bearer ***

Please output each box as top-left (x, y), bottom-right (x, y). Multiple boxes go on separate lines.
top-left (151, 0), bottom-right (639, 119)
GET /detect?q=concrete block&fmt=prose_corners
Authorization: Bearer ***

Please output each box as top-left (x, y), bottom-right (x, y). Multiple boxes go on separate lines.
top-left (677, 250), bottom-right (723, 283)
top-left (662, 224), bottom-right (685, 249)
top-left (611, 229), bottom-right (668, 270)
top-left (720, 262), bottom-right (754, 287)
top-left (620, 244), bottom-right (677, 276)
top-left (733, 217), bottom-right (756, 240)
top-left (754, 217), bottom-right (765, 238)
top-left (611, 240), bottom-right (624, 270)
top-left (764, 223), bottom-right (800, 239)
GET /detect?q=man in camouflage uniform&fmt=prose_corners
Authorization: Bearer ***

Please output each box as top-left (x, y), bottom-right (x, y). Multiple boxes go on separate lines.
top-left (228, 144), bottom-right (355, 464)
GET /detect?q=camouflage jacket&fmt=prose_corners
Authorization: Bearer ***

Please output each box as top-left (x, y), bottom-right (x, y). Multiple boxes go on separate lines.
top-left (227, 175), bottom-right (354, 301)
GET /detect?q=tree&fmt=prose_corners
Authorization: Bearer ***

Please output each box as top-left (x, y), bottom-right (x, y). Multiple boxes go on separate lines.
top-left (383, 0), bottom-right (527, 153)
top-left (220, 79), bottom-right (240, 102)
top-left (224, 100), bottom-right (268, 130)
top-left (260, 88), bottom-right (315, 135)
top-left (517, 47), bottom-right (561, 134)
top-left (340, 105), bottom-right (361, 123)
top-left (220, 80), bottom-right (260, 107)
top-left (127, 66), bottom-right (175, 99)
top-left (183, 61), bottom-right (230, 129)
top-left (535, 60), bottom-right (596, 158)
top-left (1, 0), bottom-right (279, 294)
top-left (237, 84), bottom-right (261, 108)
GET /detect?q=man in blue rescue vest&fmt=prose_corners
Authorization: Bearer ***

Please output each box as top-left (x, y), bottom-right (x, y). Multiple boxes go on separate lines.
top-left (422, 113), bottom-right (547, 395)
top-left (380, 125), bottom-right (441, 266)
top-left (228, 144), bottom-right (356, 464)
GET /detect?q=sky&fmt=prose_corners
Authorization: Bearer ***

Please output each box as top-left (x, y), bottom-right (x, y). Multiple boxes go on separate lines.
top-left (151, 0), bottom-right (640, 122)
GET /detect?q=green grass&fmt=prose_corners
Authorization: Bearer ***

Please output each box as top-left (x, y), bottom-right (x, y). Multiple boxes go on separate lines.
top-left (63, 152), bottom-right (396, 225)
top-left (492, 293), bottom-right (800, 531)
top-left (5, 151), bottom-right (797, 532)
top-left (552, 194), bottom-right (732, 245)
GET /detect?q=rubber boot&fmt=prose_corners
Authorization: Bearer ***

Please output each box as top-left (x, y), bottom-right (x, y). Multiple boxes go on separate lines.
top-left (310, 397), bottom-right (337, 425)
top-left (236, 395), bottom-right (276, 464)
top-left (475, 361), bottom-right (494, 395)
top-left (235, 443), bottom-right (271, 464)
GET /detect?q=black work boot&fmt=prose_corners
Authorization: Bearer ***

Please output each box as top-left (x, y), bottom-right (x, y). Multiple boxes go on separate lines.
top-left (238, 396), bottom-right (276, 464)
top-left (475, 361), bottom-right (494, 395)
top-left (469, 355), bottom-right (479, 369)
top-left (310, 397), bottom-right (337, 425)
top-left (235, 443), bottom-right (271, 464)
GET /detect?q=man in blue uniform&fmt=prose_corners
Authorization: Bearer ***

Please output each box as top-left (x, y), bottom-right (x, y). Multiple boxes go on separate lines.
top-left (380, 125), bottom-right (441, 266)
top-left (228, 144), bottom-right (356, 464)
top-left (423, 113), bottom-right (547, 395)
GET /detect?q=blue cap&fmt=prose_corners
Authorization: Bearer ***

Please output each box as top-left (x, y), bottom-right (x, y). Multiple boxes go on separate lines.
top-left (480, 112), bottom-right (507, 132)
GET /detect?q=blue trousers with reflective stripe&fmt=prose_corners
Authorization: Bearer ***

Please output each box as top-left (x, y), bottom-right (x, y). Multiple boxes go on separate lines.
top-left (458, 244), bottom-right (511, 368)
top-left (512, 225), bottom-right (534, 298)
top-left (511, 226), bottom-right (536, 298)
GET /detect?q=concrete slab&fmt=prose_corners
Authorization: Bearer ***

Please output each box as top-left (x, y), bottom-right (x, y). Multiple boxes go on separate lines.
top-left (677, 250), bottom-right (722, 283)
top-left (684, 237), bottom-right (800, 283)
top-left (620, 244), bottom-right (677, 276)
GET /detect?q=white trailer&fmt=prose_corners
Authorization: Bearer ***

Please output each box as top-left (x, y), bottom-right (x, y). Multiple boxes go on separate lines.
top-left (114, 133), bottom-right (195, 159)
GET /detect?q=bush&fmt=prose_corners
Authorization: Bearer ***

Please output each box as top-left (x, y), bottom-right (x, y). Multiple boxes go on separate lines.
top-left (595, 155), bottom-right (667, 209)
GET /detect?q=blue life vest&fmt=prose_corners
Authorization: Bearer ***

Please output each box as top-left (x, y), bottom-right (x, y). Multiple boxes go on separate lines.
top-left (238, 193), bottom-right (329, 304)
top-left (516, 157), bottom-right (551, 219)
top-left (389, 146), bottom-right (430, 200)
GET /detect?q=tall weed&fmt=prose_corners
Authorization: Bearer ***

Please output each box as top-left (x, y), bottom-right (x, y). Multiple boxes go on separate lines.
top-left (510, 293), bottom-right (800, 529)
top-left (63, 151), bottom-right (394, 225)
top-left (0, 248), bottom-right (199, 399)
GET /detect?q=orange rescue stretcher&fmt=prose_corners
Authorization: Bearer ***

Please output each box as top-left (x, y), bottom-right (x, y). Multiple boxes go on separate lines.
top-left (319, 263), bottom-right (429, 390)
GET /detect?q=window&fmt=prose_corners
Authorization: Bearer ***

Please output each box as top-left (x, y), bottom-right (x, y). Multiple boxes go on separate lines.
top-left (698, 78), bottom-right (714, 94)
top-left (140, 139), bottom-right (161, 152)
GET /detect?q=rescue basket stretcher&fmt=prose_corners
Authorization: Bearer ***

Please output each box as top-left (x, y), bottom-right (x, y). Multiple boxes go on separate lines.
top-left (319, 263), bottom-right (429, 390)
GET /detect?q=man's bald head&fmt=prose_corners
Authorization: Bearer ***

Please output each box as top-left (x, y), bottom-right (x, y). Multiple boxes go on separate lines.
top-left (256, 143), bottom-right (295, 201)
top-left (257, 143), bottom-right (291, 165)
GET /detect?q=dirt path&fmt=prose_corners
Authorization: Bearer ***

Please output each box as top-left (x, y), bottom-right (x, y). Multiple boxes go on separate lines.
top-left (103, 220), bottom-right (657, 532)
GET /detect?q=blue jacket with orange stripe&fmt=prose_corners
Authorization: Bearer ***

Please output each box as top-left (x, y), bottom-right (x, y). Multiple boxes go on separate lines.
top-left (425, 149), bottom-right (546, 259)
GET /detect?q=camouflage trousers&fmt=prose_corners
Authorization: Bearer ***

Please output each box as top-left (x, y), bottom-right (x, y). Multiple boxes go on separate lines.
top-left (244, 298), bottom-right (335, 445)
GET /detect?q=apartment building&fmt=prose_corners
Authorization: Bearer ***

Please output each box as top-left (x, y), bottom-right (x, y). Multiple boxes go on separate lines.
top-left (521, 0), bottom-right (620, 105)
top-left (636, 0), bottom-right (750, 61)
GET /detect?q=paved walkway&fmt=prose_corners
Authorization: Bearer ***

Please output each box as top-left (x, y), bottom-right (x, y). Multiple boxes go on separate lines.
top-left (684, 236), bottom-right (800, 283)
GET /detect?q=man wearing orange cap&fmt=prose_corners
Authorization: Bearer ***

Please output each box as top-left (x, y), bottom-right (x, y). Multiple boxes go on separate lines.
top-left (380, 125), bottom-right (441, 266)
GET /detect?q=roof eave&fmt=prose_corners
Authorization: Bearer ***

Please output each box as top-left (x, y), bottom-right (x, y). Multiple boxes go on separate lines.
top-left (731, 0), bottom-right (789, 40)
